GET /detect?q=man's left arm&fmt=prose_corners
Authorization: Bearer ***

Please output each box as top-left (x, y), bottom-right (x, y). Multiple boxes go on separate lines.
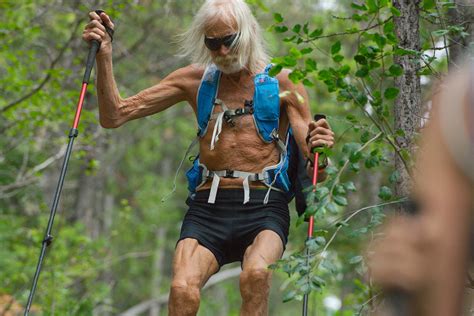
top-left (278, 71), bottom-right (335, 181)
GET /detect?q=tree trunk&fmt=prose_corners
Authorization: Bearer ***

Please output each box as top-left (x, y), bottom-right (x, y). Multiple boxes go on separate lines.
top-left (393, 0), bottom-right (422, 205)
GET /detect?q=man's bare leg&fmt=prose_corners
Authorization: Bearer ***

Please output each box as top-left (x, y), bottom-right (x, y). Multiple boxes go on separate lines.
top-left (240, 230), bottom-right (284, 316)
top-left (168, 238), bottom-right (219, 316)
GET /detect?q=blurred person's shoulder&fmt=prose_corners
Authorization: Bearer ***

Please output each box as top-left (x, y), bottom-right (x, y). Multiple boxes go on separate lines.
top-left (437, 59), bottom-right (474, 183)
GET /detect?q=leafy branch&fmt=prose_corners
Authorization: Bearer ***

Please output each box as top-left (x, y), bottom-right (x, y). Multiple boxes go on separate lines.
top-left (0, 18), bottom-right (84, 114)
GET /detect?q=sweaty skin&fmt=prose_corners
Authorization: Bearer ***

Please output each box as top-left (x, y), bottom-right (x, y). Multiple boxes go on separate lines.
top-left (86, 12), bottom-right (321, 189)
top-left (83, 10), bottom-right (335, 316)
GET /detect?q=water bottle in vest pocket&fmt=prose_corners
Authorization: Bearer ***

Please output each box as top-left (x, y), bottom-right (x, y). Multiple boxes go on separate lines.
top-left (253, 76), bottom-right (280, 130)
top-left (186, 157), bottom-right (203, 193)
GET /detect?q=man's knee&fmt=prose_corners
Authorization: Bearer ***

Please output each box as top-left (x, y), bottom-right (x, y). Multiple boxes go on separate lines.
top-left (240, 268), bottom-right (272, 300)
top-left (169, 278), bottom-right (201, 306)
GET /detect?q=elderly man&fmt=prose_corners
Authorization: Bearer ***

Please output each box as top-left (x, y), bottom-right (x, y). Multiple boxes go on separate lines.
top-left (82, 0), bottom-right (335, 315)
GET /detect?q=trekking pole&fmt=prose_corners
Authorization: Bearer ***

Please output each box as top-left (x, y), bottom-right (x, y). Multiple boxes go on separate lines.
top-left (302, 114), bottom-right (326, 316)
top-left (24, 10), bottom-right (111, 315)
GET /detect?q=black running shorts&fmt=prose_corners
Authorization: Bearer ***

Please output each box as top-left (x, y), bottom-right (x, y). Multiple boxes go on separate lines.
top-left (178, 189), bottom-right (290, 267)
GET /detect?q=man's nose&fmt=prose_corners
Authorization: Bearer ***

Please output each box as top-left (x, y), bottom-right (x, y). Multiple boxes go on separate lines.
top-left (217, 45), bottom-right (231, 56)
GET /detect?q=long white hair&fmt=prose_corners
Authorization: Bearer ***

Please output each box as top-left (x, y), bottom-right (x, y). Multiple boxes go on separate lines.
top-left (178, 0), bottom-right (270, 74)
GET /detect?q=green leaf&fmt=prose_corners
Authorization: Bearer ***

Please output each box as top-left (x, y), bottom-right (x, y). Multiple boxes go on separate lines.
top-left (342, 142), bottom-right (362, 154)
top-left (378, 186), bottom-right (393, 201)
top-left (318, 69), bottom-right (332, 80)
top-left (331, 41), bottom-right (342, 55)
top-left (268, 64), bottom-right (283, 77)
top-left (394, 47), bottom-right (420, 56)
top-left (351, 2), bottom-right (367, 11)
top-left (395, 129), bottom-right (406, 137)
top-left (350, 151), bottom-right (363, 163)
top-left (334, 184), bottom-right (346, 195)
top-left (290, 47), bottom-right (302, 58)
top-left (384, 87), bottom-right (400, 100)
top-left (432, 29), bottom-right (449, 37)
top-left (283, 290), bottom-right (297, 303)
top-left (373, 33), bottom-right (387, 48)
top-left (360, 131), bottom-right (371, 143)
top-left (343, 181), bottom-right (357, 192)
top-left (390, 6), bottom-right (401, 16)
top-left (303, 23), bottom-right (309, 34)
top-left (309, 28), bottom-right (323, 38)
top-left (289, 70), bottom-right (304, 83)
top-left (301, 47), bottom-right (313, 55)
top-left (292, 24), bottom-right (301, 33)
top-left (283, 55), bottom-right (298, 67)
top-left (355, 93), bottom-right (368, 105)
top-left (350, 162), bottom-right (360, 172)
top-left (273, 13), bottom-right (284, 23)
top-left (370, 61), bottom-right (381, 69)
top-left (383, 21), bottom-right (395, 35)
top-left (349, 255), bottom-right (363, 264)
top-left (311, 275), bottom-right (326, 288)
top-left (389, 64), bottom-right (403, 76)
top-left (332, 54), bottom-right (344, 63)
top-left (422, 0), bottom-right (436, 10)
top-left (274, 25), bottom-right (288, 33)
top-left (303, 79), bottom-right (314, 87)
top-left (346, 115), bottom-right (358, 123)
top-left (355, 67), bottom-right (369, 78)
top-left (334, 195), bottom-right (348, 206)
top-left (367, 0), bottom-right (378, 12)
top-left (365, 156), bottom-right (380, 168)
top-left (305, 59), bottom-right (317, 72)
top-left (354, 55), bottom-right (367, 65)
top-left (326, 202), bottom-right (338, 213)
top-left (389, 170), bottom-right (400, 184)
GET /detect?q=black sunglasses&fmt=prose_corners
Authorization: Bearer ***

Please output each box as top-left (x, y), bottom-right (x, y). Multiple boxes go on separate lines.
top-left (204, 33), bottom-right (238, 51)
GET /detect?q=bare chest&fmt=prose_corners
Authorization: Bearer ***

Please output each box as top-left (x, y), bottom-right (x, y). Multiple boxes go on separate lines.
top-left (198, 79), bottom-right (279, 171)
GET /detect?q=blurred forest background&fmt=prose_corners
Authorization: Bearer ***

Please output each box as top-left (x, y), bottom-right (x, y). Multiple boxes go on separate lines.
top-left (1, 0), bottom-right (473, 315)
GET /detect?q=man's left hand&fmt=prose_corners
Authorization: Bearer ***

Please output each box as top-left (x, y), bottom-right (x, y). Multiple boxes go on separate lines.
top-left (307, 118), bottom-right (335, 153)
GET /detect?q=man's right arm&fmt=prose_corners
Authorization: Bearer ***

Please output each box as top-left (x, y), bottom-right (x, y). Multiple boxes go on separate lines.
top-left (95, 55), bottom-right (192, 128)
top-left (83, 11), bottom-right (194, 128)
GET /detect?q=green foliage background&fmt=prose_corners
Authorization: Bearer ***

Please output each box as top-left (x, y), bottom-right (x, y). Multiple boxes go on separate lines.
top-left (0, 0), bottom-right (467, 315)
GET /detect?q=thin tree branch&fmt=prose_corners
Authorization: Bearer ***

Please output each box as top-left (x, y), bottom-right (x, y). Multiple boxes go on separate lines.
top-left (0, 144), bottom-right (67, 195)
top-left (115, 13), bottom-right (162, 62)
top-left (0, 18), bottom-right (84, 114)
top-left (356, 292), bottom-right (382, 315)
top-left (303, 17), bottom-right (393, 42)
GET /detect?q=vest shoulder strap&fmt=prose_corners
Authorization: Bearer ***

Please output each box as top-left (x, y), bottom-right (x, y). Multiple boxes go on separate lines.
top-left (197, 65), bottom-right (221, 137)
top-left (196, 64), bottom-right (280, 143)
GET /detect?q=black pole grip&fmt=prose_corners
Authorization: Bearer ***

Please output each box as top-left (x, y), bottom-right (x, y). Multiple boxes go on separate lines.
top-left (83, 40), bottom-right (100, 84)
top-left (314, 114), bottom-right (326, 122)
top-left (82, 10), bottom-right (108, 83)
top-left (310, 114), bottom-right (327, 154)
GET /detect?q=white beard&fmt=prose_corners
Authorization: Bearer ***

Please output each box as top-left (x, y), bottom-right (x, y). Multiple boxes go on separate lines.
top-left (213, 54), bottom-right (245, 74)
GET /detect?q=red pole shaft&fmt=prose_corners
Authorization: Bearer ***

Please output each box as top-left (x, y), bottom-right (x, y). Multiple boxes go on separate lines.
top-left (72, 83), bottom-right (88, 129)
top-left (307, 151), bottom-right (319, 238)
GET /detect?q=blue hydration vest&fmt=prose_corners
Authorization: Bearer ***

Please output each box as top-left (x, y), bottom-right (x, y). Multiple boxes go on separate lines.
top-left (186, 64), bottom-right (293, 204)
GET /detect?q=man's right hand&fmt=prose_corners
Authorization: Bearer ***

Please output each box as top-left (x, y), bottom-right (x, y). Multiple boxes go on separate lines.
top-left (82, 11), bottom-right (114, 56)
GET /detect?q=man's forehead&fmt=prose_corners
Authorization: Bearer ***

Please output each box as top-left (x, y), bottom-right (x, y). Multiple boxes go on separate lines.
top-left (204, 17), bottom-right (238, 37)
